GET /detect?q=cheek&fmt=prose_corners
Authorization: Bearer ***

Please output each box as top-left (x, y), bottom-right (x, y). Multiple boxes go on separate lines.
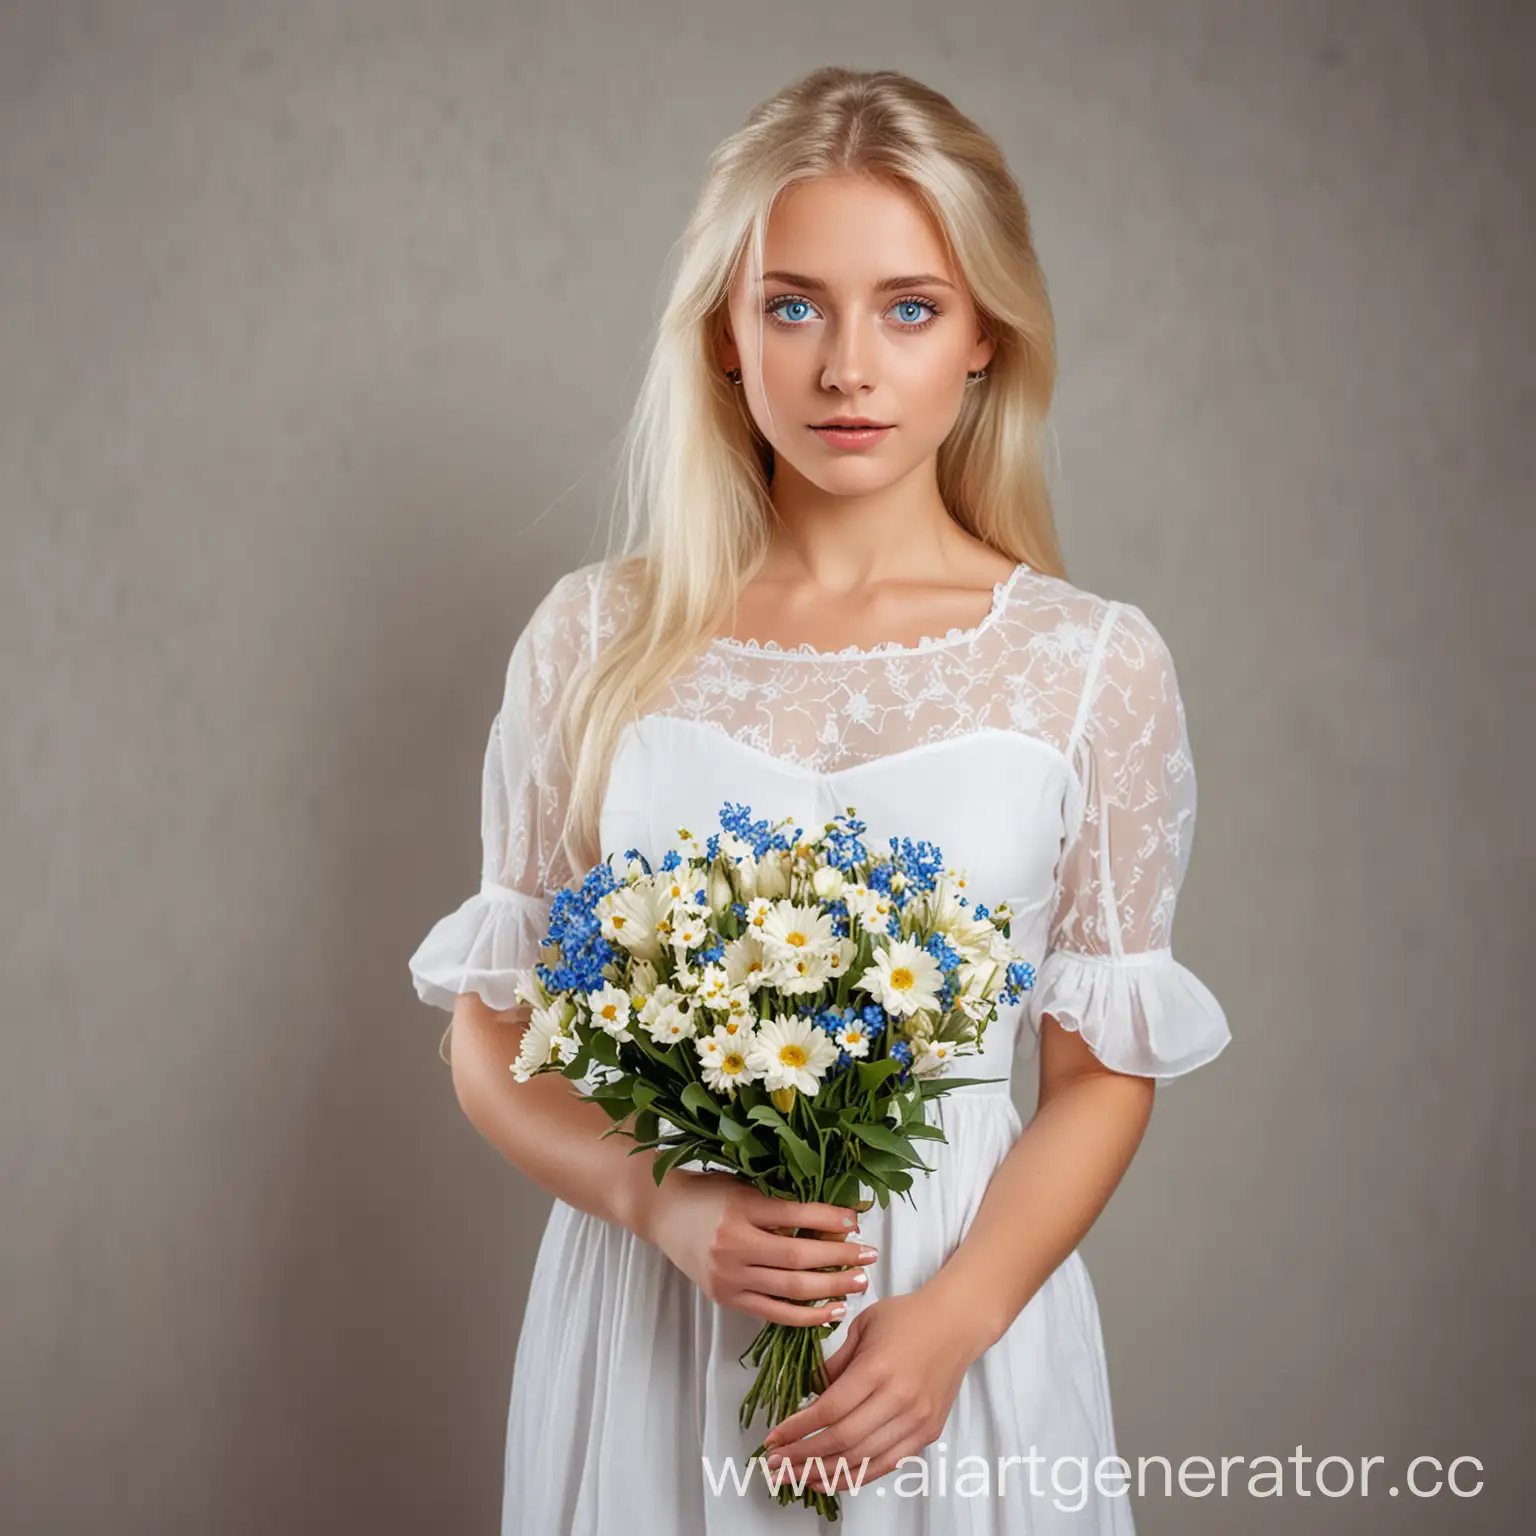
top-left (893, 353), bottom-right (968, 432)
top-left (750, 348), bottom-right (808, 429)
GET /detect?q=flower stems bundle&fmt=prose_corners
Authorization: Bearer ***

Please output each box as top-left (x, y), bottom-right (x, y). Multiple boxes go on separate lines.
top-left (508, 802), bottom-right (1035, 1521)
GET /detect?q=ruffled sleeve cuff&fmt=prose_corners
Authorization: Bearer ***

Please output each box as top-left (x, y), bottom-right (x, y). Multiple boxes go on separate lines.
top-left (1027, 946), bottom-right (1231, 1080)
top-left (407, 880), bottom-right (555, 1014)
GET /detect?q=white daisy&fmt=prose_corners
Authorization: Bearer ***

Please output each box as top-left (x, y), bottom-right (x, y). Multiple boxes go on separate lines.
top-left (656, 863), bottom-right (709, 908)
top-left (768, 950), bottom-right (835, 996)
top-left (670, 906), bottom-right (709, 950)
top-left (745, 1013), bottom-right (840, 1095)
top-left (832, 1018), bottom-right (871, 1058)
top-left (823, 936), bottom-right (858, 978)
top-left (911, 1039), bottom-right (961, 1077)
top-left (852, 939), bottom-right (946, 1018)
top-left (511, 1005), bottom-right (563, 1083)
top-left (644, 1002), bottom-right (699, 1045)
top-left (759, 901), bottom-right (838, 963)
top-left (585, 982), bottom-right (635, 1042)
top-left (700, 1036), bottom-right (757, 1095)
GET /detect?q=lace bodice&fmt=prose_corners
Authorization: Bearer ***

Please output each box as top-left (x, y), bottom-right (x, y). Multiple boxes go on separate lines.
top-left (409, 556), bottom-right (1232, 1081)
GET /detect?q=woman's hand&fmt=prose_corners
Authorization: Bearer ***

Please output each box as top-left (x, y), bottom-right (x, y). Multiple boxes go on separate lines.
top-left (760, 1288), bottom-right (986, 1491)
top-left (639, 1170), bottom-right (877, 1327)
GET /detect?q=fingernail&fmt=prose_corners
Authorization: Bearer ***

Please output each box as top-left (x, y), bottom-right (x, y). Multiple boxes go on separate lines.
top-left (857, 1247), bottom-right (878, 1263)
top-left (852, 1270), bottom-right (867, 1287)
top-left (829, 1303), bottom-right (846, 1318)
top-left (842, 1214), bottom-right (854, 1227)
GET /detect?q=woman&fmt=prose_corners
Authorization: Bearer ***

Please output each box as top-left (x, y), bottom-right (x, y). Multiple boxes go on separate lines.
top-left (409, 65), bottom-right (1231, 1533)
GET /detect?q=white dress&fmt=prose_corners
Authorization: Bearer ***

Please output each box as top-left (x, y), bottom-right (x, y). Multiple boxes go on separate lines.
top-left (409, 557), bottom-right (1231, 1534)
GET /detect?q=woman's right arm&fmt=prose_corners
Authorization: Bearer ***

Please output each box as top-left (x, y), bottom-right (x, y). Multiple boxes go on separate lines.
top-left (417, 570), bottom-right (872, 1324)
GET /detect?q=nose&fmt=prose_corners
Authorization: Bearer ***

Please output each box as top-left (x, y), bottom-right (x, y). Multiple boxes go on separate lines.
top-left (819, 311), bottom-right (878, 395)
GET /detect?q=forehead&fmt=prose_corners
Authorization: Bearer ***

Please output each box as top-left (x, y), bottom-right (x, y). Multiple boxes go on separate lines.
top-left (751, 175), bottom-right (954, 286)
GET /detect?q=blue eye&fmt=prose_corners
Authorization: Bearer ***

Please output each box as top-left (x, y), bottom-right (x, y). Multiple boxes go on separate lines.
top-left (766, 296), bottom-right (818, 325)
top-left (891, 298), bottom-right (938, 326)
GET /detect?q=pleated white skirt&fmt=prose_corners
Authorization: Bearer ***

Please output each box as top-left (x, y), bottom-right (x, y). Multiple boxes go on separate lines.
top-left (501, 1088), bottom-right (1137, 1535)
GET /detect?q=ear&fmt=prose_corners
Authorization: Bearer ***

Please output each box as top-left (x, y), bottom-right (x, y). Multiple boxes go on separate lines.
top-left (970, 331), bottom-right (998, 373)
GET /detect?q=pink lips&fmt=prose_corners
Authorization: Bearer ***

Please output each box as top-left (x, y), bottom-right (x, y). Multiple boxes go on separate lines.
top-left (810, 423), bottom-right (893, 450)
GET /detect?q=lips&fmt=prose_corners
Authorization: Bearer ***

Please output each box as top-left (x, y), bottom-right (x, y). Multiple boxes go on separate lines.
top-left (815, 419), bottom-right (891, 429)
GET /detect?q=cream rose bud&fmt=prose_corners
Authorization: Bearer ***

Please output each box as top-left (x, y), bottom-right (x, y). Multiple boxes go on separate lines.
top-left (811, 865), bottom-right (845, 901)
top-left (707, 866), bottom-right (734, 913)
top-left (755, 854), bottom-right (789, 900)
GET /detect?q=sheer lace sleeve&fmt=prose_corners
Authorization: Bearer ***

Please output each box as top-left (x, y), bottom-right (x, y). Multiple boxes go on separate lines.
top-left (407, 569), bottom-right (595, 1025)
top-left (1029, 602), bottom-right (1232, 1079)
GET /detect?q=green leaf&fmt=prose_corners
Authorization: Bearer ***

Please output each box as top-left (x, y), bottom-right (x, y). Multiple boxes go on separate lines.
top-left (856, 1059), bottom-right (906, 1094)
top-left (824, 1169), bottom-right (865, 1207)
top-left (776, 1122), bottom-right (821, 1183)
top-left (848, 1122), bottom-right (927, 1164)
top-left (914, 1074), bottom-right (1009, 1098)
top-left (651, 1142), bottom-right (698, 1185)
top-left (679, 1081), bottom-right (719, 1119)
top-left (586, 1096), bottom-right (633, 1125)
top-left (586, 1078), bottom-right (635, 1104)
top-left (586, 1030), bottom-right (620, 1068)
top-left (631, 1080), bottom-right (660, 1113)
top-left (633, 1108), bottom-right (659, 1146)
top-left (714, 1116), bottom-right (769, 1163)
top-left (717, 1112), bottom-right (752, 1144)
top-left (905, 1123), bottom-right (949, 1141)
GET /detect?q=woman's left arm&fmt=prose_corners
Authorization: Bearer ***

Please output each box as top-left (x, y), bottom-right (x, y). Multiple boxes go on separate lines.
top-left (921, 1021), bottom-right (1155, 1352)
top-left (764, 601), bottom-right (1232, 1491)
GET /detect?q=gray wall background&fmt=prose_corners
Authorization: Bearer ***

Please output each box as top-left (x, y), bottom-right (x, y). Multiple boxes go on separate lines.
top-left (3, 2), bottom-right (1531, 1531)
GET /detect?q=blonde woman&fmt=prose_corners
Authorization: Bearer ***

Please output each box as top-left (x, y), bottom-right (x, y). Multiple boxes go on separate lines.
top-left (409, 66), bottom-right (1231, 1534)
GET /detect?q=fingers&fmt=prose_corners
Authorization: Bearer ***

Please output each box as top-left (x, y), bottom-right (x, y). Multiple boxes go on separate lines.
top-left (850, 1413), bottom-right (929, 1482)
top-left (738, 1228), bottom-right (877, 1273)
top-left (732, 1291), bottom-right (850, 1327)
top-left (775, 1392), bottom-right (905, 1470)
top-left (765, 1359), bottom-right (880, 1450)
top-left (738, 1261), bottom-right (871, 1304)
top-left (747, 1195), bottom-right (861, 1235)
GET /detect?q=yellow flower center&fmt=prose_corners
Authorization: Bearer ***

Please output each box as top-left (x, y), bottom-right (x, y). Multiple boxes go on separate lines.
top-left (778, 1044), bottom-right (808, 1069)
top-left (722, 1052), bottom-right (745, 1074)
top-left (785, 930), bottom-right (807, 947)
top-left (600, 1004), bottom-right (619, 1021)
top-left (890, 966), bottom-right (915, 992)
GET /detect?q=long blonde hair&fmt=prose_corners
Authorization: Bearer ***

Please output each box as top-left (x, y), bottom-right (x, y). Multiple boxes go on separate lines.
top-left (556, 65), bottom-right (1065, 879)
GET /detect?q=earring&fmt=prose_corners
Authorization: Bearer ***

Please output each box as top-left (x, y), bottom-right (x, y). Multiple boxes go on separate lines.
top-left (964, 367), bottom-right (989, 387)
top-left (725, 367), bottom-right (742, 385)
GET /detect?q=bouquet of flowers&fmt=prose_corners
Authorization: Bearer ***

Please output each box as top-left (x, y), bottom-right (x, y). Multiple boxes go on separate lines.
top-left (507, 801), bottom-right (1034, 1522)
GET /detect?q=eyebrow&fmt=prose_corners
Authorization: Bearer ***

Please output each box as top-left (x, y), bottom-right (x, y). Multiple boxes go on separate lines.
top-left (760, 269), bottom-right (958, 293)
